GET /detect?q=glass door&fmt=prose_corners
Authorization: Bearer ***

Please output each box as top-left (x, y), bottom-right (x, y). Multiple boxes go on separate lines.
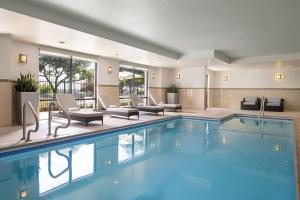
top-left (72, 57), bottom-right (97, 109)
top-left (39, 51), bottom-right (97, 112)
top-left (119, 65), bottom-right (148, 106)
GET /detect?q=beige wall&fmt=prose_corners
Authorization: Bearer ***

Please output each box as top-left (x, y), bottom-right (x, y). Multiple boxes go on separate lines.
top-left (210, 88), bottom-right (300, 111)
top-left (149, 87), bottom-right (167, 104)
top-left (214, 67), bottom-right (300, 88)
top-left (175, 67), bottom-right (205, 88)
top-left (173, 67), bottom-right (206, 110)
top-left (0, 34), bottom-right (12, 79)
top-left (11, 41), bottom-right (40, 81)
top-left (178, 88), bottom-right (205, 111)
top-left (0, 81), bottom-right (13, 126)
top-left (97, 85), bottom-right (119, 108)
top-left (209, 64), bottom-right (300, 111)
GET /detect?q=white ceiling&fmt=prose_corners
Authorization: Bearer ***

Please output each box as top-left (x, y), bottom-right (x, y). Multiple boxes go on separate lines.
top-left (0, 8), bottom-right (178, 67)
top-left (0, 0), bottom-right (300, 68)
top-left (19, 0), bottom-right (300, 57)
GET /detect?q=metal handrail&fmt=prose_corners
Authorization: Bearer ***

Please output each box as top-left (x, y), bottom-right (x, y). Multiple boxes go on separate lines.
top-left (258, 96), bottom-right (265, 119)
top-left (258, 96), bottom-right (265, 138)
top-left (48, 150), bottom-right (72, 179)
top-left (48, 101), bottom-right (71, 137)
top-left (22, 101), bottom-right (39, 141)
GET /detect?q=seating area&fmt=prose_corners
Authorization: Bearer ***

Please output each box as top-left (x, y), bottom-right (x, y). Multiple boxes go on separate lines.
top-left (150, 94), bottom-right (182, 111)
top-left (98, 94), bottom-right (140, 119)
top-left (241, 96), bottom-right (284, 112)
top-left (265, 97), bottom-right (284, 112)
top-left (241, 96), bottom-right (261, 111)
top-left (129, 94), bottom-right (165, 115)
top-left (55, 93), bottom-right (104, 125)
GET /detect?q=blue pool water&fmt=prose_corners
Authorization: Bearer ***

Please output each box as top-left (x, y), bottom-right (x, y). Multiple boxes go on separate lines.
top-left (0, 117), bottom-right (296, 200)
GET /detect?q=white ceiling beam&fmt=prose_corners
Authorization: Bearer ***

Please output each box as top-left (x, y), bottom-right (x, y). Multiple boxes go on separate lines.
top-left (213, 50), bottom-right (233, 64)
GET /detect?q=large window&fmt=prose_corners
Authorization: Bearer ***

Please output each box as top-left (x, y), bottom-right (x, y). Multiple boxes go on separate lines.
top-left (39, 52), bottom-right (97, 111)
top-left (119, 65), bottom-right (148, 106)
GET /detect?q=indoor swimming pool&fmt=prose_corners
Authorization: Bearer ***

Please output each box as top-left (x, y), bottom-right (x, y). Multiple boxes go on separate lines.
top-left (0, 117), bottom-right (296, 200)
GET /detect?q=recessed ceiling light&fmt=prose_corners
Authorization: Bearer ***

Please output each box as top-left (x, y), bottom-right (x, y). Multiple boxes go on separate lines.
top-left (59, 41), bottom-right (65, 44)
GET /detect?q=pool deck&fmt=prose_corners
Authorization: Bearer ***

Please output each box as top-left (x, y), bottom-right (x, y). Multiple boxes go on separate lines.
top-left (0, 108), bottom-right (300, 197)
top-left (0, 108), bottom-right (299, 151)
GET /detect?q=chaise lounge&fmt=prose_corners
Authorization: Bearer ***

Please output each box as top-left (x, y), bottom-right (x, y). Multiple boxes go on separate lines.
top-left (149, 94), bottom-right (182, 111)
top-left (241, 96), bottom-right (261, 110)
top-left (98, 94), bottom-right (139, 119)
top-left (129, 94), bottom-right (164, 115)
top-left (55, 93), bottom-right (104, 125)
top-left (264, 97), bottom-right (284, 112)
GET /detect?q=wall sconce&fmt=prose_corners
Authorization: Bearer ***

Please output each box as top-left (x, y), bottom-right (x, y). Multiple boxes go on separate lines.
top-left (19, 54), bottom-right (27, 64)
top-left (274, 144), bottom-right (281, 152)
top-left (152, 73), bottom-right (157, 79)
top-left (176, 73), bottom-right (181, 80)
top-left (107, 65), bottom-right (113, 74)
top-left (105, 160), bottom-right (112, 165)
top-left (276, 73), bottom-right (283, 80)
top-left (19, 188), bottom-right (28, 199)
top-left (223, 75), bottom-right (229, 81)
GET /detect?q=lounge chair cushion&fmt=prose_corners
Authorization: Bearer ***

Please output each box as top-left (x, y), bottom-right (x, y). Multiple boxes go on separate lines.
top-left (67, 107), bottom-right (80, 111)
top-left (159, 103), bottom-right (181, 108)
top-left (242, 101), bottom-right (256, 105)
top-left (108, 105), bottom-right (117, 108)
top-left (106, 107), bottom-right (139, 113)
top-left (69, 110), bottom-right (103, 117)
top-left (267, 97), bottom-right (281, 103)
top-left (266, 102), bottom-right (281, 107)
top-left (244, 96), bottom-right (257, 102)
top-left (137, 105), bottom-right (164, 110)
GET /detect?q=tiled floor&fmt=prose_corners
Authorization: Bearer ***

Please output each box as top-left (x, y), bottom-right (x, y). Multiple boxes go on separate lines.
top-left (1, 108), bottom-right (300, 194)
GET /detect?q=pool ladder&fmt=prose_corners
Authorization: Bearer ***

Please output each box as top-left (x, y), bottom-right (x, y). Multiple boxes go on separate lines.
top-left (22, 101), bottom-right (39, 141)
top-left (258, 97), bottom-right (265, 138)
top-left (48, 101), bottom-right (71, 137)
top-left (258, 97), bottom-right (265, 120)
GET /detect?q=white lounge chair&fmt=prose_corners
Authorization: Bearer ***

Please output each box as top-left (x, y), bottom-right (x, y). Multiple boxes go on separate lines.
top-left (149, 94), bottom-right (182, 112)
top-left (55, 93), bottom-right (104, 125)
top-left (98, 94), bottom-right (139, 119)
top-left (129, 94), bottom-right (164, 115)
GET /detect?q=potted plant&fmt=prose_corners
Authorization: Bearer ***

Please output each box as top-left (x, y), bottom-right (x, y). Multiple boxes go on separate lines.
top-left (15, 73), bottom-right (39, 125)
top-left (167, 84), bottom-right (179, 104)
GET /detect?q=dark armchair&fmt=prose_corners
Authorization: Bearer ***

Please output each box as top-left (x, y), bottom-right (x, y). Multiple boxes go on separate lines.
top-left (264, 97), bottom-right (284, 112)
top-left (241, 96), bottom-right (261, 110)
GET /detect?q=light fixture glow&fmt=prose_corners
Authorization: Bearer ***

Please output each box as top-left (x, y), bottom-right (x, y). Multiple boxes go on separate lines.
top-left (223, 75), bottom-right (229, 81)
top-left (19, 188), bottom-right (27, 199)
top-left (275, 144), bottom-right (281, 151)
top-left (152, 73), bottom-right (156, 79)
top-left (275, 73), bottom-right (283, 80)
top-left (19, 54), bottom-right (27, 64)
top-left (175, 140), bottom-right (181, 148)
top-left (151, 143), bottom-right (156, 148)
top-left (107, 65), bottom-right (113, 73)
top-left (176, 73), bottom-right (181, 80)
top-left (222, 137), bottom-right (227, 144)
top-left (105, 160), bottom-right (112, 165)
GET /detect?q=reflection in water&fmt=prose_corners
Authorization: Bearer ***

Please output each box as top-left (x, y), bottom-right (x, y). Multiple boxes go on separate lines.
top-left (39, 144), bottom-right (94, 194)
top-left (0, 118), bottom-right (296, 200)
top-left (118, 130), bottom-right (146, 163)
